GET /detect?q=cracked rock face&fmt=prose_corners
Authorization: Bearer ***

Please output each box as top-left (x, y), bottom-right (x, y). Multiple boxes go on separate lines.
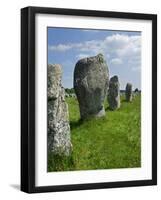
top-left (48, 64), bottom-right (72, 156)
top-left (108, 76), bottom-right (120, 110)
top-left (74, 54), bottom-right (109, 119)
top-left (125, 83), bottom-right (133, 102)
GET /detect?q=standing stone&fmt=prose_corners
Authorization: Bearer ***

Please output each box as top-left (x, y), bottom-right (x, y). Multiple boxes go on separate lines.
top-left (65, 93), bottom-right (69, 98)
top-left (108, 76), bottom-right (120, 110)
top-left (48, 64), bottom-right (72, 156)
top-left (125, 83), bottom-right (133, 102)
top-left (74, 53), bottom-right (109, 119)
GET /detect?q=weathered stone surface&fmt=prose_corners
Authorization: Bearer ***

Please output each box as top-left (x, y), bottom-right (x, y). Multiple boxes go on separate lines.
top-left (74, 53), bottom-right (109, 119)
top-left (108, 76), bottom-right (120, 110)
top-left (48, 64), bottom-right (72, 155)
top-left (125, 83), bottom-right (133, 102)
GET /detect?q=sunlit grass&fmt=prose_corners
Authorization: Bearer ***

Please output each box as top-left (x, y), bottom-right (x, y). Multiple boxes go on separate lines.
top-left (48, 95), bottom-right (141, 172)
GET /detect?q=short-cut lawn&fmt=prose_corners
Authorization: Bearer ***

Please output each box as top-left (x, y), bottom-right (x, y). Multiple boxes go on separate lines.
top-left (48, 95), bottom-right (141, 172)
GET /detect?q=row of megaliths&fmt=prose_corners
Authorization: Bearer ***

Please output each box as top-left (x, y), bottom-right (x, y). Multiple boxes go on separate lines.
top-left (48, 54), bottom-right (133, 156)
top-left (74, 53), bottom-right (133, 118)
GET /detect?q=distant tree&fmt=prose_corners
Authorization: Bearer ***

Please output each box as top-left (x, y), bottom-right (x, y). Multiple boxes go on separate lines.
top-left (134, 88), bottom-right (139, 93)
top-left (65, 88), bottom-right (70, 94)
top-left (70, 88), bottom-right (75, 94)
top-left (65, 88), bottom-right (75, 94)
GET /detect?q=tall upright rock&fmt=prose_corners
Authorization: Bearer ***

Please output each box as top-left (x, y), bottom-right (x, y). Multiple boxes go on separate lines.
top-left (48, 64), bottom-right (72, 156)
top-left (74, 54), bottom-right (109, 119)
top-left (108, 76), bottom-right (120, 110)
top-left (125, 83), bottom-right (133, 102)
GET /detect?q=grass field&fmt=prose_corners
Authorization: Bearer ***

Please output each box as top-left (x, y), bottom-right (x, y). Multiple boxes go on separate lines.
top-left (48, 95), bottom-right (141, 172)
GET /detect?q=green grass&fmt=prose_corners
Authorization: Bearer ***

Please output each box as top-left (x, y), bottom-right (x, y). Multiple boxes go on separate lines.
top-left (48, 95), bottom-right (141, 172)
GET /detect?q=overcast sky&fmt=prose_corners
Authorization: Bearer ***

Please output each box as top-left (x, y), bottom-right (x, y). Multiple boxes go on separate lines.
top-left (48, 27), bottom-right (141, 90)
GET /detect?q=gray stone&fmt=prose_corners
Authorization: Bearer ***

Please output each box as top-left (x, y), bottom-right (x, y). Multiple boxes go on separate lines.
top-left (108, 76), bottom-right (120, 110)
top-left (71, 93), bottom-right (76, 98)
top-left (69, 93), bottom-right (76, 98)
top-left (65, 93), bottom-right (69, 98)
top-left (74, 53), bottom-right (109, 119)
top-left (125, 83), bottom-right (133, 102)
top-left (48, 64), bottom-right (72, 156)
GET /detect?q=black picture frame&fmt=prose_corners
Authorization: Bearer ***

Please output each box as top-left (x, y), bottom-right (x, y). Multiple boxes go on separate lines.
top-left (21, 6), bottom-right (157, 193)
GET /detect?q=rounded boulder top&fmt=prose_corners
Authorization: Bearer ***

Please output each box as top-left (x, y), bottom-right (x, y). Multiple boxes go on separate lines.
top-left (48, 64), bottom-right (62, 76)
top-left (48, 64), bottom-right (63, 100)
top-left (75, 53), bottom-right (106, 69)
top-left (126, 83), bottom-right (132, 88)
top-left (110, 75), bottom-right (119, 83)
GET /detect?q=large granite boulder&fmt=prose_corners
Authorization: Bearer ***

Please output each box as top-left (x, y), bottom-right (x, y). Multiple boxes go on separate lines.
top-left (74, 54), bottom-right (109, 119)
top-left (48, 64), bottom-right (72, 156)
top-left (108, 76), bottom-right (120, 110)
top-left (125, 83), bottom-right (133, 102)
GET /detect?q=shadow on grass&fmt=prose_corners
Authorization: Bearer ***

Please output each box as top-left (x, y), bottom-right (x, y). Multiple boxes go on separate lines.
top-left (105, 106), bottom-right (111, 111)
top-left (70, 119), bottom-right (84, 130)
top-left (121, 99), bottom-right (128, 103)
top-left (48, 152), bottom-right (75, 172)
top-left (70, 115), bottom-right (103, 130)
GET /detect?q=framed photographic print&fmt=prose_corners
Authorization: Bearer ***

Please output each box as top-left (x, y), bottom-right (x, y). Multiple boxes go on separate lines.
top-left (21, 6), bottom-right (157, 193)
